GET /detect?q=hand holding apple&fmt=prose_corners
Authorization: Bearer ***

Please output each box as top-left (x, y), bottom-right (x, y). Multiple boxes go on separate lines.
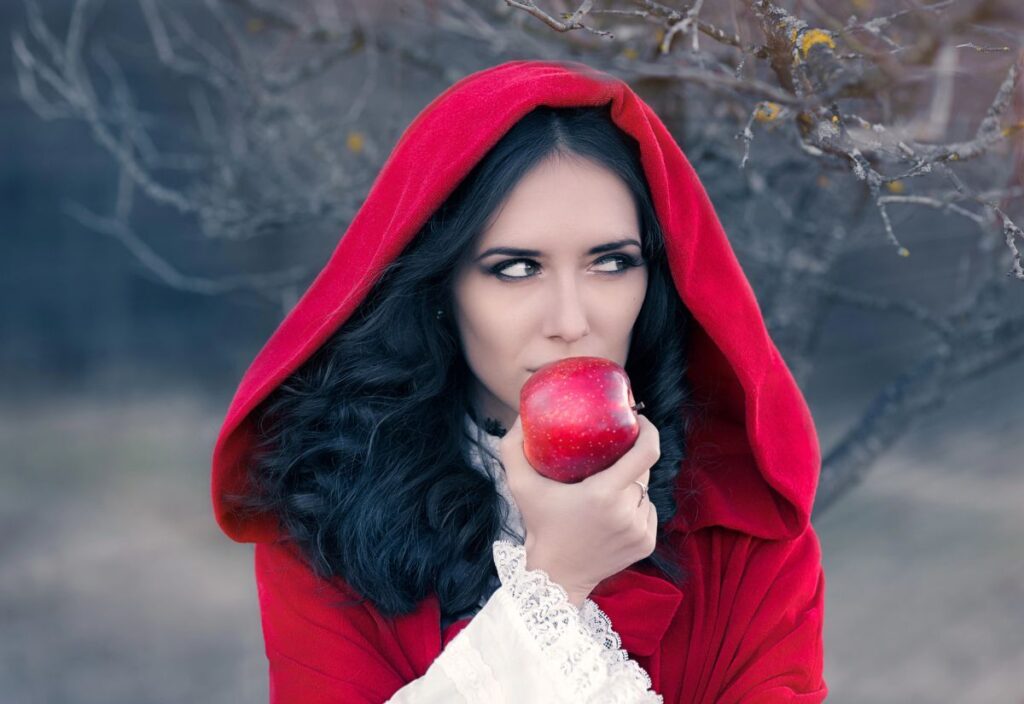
top-left (498, 411), bottom-right (661, 606)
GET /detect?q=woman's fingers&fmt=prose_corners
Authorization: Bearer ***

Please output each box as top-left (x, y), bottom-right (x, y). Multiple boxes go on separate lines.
top-left (503, 413), bottom-right (657, 524)
top-left (583, 414), bottom-right (660, 496)
top-left (501, 415), bottom-right (559, 495)
top-left (644, 499), bottom-right (658, 555)
top-left (499, 416), bottom-right (525, 480)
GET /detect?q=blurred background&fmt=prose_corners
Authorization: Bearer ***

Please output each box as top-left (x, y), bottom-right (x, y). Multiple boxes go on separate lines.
top-left (2, 1), bottom-right (1022, 702)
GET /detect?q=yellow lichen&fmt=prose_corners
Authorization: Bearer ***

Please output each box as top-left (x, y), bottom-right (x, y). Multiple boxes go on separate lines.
top-left (1001, 120), bottom-right (1024, 137)
top-left (799, 29), bottom-right (836, 57)
top-left (622, 46), bottom-right (639, 60)
top-left (898, 247), bottom-right (910, 257)
top-left (755, 102), bottom-right (782, 122)
top-left (346, 131), bottom-right (365, 154)
top-left (886, 180), bottom-right (905, 194)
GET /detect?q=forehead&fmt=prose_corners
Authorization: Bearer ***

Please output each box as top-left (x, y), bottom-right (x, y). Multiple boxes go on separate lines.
top-left (475, 156), bottom-right (639, 250)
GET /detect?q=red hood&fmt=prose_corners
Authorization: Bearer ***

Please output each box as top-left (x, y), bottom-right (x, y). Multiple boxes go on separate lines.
top-left (210, 59), bottom-right (821, 545)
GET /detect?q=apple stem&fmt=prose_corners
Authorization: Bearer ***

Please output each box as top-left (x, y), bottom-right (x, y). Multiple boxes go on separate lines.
top-left (632, 401), bottom-right (645, 413)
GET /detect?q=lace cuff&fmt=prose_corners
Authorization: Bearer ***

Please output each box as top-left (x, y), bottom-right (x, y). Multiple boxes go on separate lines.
top-left (492, 539), bottom-right (663, 704)
top-left (578, 598), bottom-right (661, 697)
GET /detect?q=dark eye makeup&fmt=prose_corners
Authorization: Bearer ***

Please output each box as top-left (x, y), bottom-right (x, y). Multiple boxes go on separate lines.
top-left (487, 253), bottom-right (643, 281)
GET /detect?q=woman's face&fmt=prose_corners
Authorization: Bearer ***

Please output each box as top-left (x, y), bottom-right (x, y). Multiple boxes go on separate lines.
top-left (453, 153), bottom-right (648, 430)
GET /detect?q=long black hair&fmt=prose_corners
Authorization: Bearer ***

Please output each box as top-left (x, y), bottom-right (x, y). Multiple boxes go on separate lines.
top-left (227, 103), bottom-right (699, 620)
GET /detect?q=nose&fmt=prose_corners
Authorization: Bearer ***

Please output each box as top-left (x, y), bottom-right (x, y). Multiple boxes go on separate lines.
top-left (542, 273), bottom-right (590, 342)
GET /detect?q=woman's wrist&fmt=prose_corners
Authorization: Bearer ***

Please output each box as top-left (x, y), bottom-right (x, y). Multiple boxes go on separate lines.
top-left (565, 591), bottom-right (588, 609)
top-left (523, 540), bottom-right (591, 608)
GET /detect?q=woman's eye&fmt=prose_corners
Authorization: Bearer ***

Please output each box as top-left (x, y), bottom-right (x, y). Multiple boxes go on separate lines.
top-left (490, 254), bottom-right (640, 280)
top-left (594, 254), bottom-right (642, 273)
top-left (492, 259), bottom-right (538, 279)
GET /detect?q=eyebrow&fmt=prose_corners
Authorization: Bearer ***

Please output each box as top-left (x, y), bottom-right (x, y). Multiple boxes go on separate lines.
top-left (474, 238), bottom-right (642, 262)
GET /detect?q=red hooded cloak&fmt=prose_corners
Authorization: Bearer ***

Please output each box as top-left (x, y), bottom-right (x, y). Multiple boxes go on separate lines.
top-left (210, 59), bottom-right (828, 703)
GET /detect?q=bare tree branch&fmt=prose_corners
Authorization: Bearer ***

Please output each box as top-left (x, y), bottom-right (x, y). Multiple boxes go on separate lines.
top-left (12, 0), bottom-right (1024, 515)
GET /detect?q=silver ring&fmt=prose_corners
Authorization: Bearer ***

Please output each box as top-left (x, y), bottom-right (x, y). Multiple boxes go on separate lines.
top-left (633, 480), bottom-right (648, 507)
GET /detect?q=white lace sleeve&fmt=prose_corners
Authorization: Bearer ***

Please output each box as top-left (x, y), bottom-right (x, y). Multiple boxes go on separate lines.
top-left (386, 539), bottom-right (662, 703)
top-left (491, 539), bottom-right (663, 704)
top-left (577, 595), bottom-right (661, 694)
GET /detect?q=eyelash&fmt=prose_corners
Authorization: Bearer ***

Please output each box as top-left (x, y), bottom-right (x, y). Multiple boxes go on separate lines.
top-left (489, 254), bottom-right (643, 281)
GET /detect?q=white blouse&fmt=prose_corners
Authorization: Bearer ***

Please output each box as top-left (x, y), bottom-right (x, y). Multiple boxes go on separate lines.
top-left (385, 413), bottom-right (663, 703)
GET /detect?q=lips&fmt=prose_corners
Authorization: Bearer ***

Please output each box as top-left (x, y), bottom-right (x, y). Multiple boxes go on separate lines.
top-left (529, 359), bottom-right (573, 372)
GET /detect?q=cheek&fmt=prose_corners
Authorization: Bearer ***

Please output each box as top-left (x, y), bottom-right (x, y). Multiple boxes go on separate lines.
top-left (465, 316), bottom-right (510, 356)
top-left (455, 284), bottom-right (519, 356)
top-left (626, 272), bottom-right (648, 318)
top-left (601, 275), bottom-right (647, 324)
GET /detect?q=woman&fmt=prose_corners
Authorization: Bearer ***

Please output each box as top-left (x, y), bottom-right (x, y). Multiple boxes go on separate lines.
top-left (211, 60), bottom-right (828, 703)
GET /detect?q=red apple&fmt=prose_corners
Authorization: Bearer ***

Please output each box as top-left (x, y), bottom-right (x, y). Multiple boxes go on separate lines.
top-left (520, 356), bottom-right (645, 483)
